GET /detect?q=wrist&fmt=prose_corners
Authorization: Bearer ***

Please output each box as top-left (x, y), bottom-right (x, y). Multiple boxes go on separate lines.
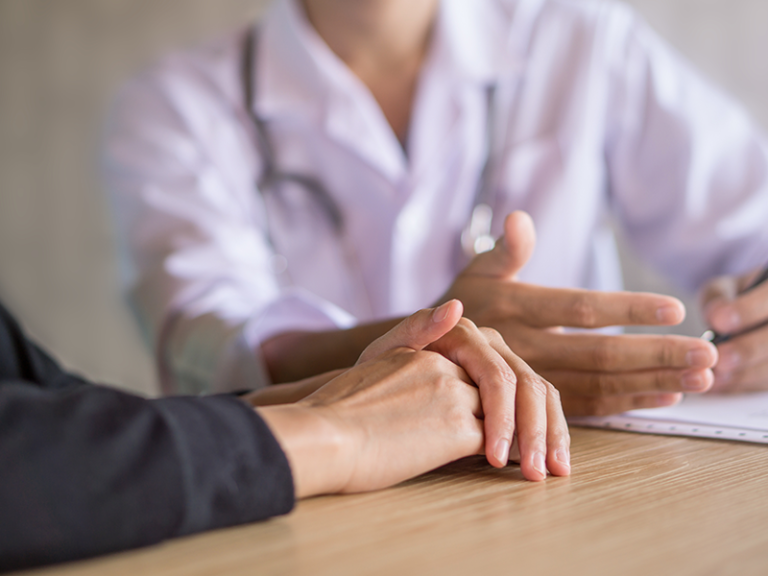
top-left (256, 404), bottom-right (352, 498)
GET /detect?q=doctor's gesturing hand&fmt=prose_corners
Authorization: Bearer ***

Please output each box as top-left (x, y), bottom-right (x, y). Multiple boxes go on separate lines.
top-left (701, 269), bottom-right (768, 393)
top-left (438, 212), bottom-right (719, 416)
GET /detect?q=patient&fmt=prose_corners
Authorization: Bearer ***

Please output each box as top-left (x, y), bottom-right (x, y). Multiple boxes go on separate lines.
top-left (0, 295), bottom-right (569, 572)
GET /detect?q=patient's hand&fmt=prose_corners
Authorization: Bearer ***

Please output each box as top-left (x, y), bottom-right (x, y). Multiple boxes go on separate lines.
top-left (702, 269), bottom-right (768, 393)
top-left (245, 371), bottom-right (345, 407)
top-left (439, 211), bottom-right (719, 417)
top-left (257, 304), bottom-right (570, 499)
top-left (358, 300), bottom-right (569, 475)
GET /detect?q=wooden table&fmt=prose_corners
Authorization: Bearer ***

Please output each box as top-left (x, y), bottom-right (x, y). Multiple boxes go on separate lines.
top-left (27, 428), bottom-right (768, 576)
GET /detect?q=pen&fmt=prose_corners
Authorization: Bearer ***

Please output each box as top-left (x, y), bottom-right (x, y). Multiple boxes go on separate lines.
top-left (702, 264), bottom-right (768, 345)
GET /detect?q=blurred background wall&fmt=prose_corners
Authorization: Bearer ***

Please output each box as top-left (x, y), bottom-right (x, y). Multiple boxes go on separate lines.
top-left (0, 0), bottom-right (766, 397)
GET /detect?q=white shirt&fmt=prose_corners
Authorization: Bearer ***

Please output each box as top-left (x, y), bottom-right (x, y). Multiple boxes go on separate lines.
top-left (105, 0), bottom-right (768, 395)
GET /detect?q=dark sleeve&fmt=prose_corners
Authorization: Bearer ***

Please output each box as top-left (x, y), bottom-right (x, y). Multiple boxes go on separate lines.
top-left (0, 303), bottom-right (89, 390)
top-left (0, 306), bottom-right (295, 572)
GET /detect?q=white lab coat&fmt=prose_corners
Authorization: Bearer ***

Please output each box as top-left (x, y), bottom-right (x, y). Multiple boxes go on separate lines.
top-left (105, 0), bottom-right (768, 394)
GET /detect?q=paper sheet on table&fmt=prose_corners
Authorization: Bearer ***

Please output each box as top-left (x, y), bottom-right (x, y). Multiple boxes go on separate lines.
top-left (569, 392), bottom-right (768, 444)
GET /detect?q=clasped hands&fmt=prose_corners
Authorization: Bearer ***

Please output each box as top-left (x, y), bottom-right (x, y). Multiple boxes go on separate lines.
top-left (251, 210), bottom-right (765, 499)
top-left (251, 299), bottom-right (570, 498)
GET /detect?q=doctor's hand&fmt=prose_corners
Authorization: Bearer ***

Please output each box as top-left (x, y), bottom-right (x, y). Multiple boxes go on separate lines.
top-left (438, 211), bottom-right (719, 417)
top-left (702, 269), bottom-right (768, 393)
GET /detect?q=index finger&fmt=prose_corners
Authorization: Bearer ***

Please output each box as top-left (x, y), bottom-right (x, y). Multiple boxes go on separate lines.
top-left (521, 331), bottom-right (718, 373)
top-left (509, 285), bottom-right (685, 329)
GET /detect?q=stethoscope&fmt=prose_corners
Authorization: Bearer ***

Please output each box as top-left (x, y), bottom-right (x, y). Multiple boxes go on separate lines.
top-left (240, 27), bottom-right (503, 282)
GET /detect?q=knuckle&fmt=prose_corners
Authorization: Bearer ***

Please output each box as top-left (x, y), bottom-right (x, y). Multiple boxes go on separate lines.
top-left (591, 341), bottom-right (616, 371)
top-left (433, 372), bottom-right (458, 395)
top-left (590, 373), bottom-right (618, 397)
top-left (655, 341), bottom-right (675, 367)
top-left (626, 300), bottom-right (648, 326)
top-left (546, 380), bottom-right (562, 403)
top-left (492, 411), bottom-right (517, 435)
top-left (415, 349), bottom-right (445, 370)
top-left (484, 370), bottom-right (512, 392)
top-left (446, 400), bottom-right (467, 421)
top-left (479, 326), bottom-right (503, 343)
top-left (402, 313), bottom-right (425, 341)
top-left (653, 370), bottom-right (669, 392)
top-left (523, 425), bottom-right (548, 441)
top-left (442, 318), bottom-right (475, 344)
top-left (549, 426), bottom-right (570, 447)
top-left (523, 375), bottom-right (549, 401)
top-left (494, 359), bottom-right (519, 384)
top-left (571, 294), bottom-right (598, 328)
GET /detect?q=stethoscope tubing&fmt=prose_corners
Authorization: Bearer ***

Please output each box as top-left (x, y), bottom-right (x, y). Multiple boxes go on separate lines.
top-left (240, 25), bottom-right (503, 279)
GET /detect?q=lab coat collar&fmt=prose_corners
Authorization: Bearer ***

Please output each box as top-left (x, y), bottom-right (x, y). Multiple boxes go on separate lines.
top-left (254, 0), bottom-right (527, 109)
top-left (253, 0), bottom-right (531, 184)
top-left (254, 0), bottom-right (328, 123)
top-left (256, 0), bottom-right (407, 182)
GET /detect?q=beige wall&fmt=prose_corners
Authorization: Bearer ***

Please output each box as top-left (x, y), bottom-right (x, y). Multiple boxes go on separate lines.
top-left (0, 0), bottom-right (766, 396)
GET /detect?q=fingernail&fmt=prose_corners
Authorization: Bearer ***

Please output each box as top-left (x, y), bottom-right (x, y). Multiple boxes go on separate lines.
top-left (555, 448), bottom-right (571, 469)
top-left (494, 438), bottom-right (511, 465)
top-left (656, 305), bottom-right (682, 324)
top-left (686, 348), bottom-right (713, 368)
top-left (533, 452), bottom-right (546, 476)
top-left (718, 349), bottom-right (741, 372)
top-left (713, 309), bottom-right (741, 333)
top-left (681, 371), bottom-right (706, 391)
top-left (432, 301), bottom-right (452, 323)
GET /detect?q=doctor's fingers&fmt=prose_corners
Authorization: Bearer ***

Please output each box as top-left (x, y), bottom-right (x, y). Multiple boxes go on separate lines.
top-left (715, 322), bottom-right (768, 373)
top-left (462, 211), bottom-right (536, 280)
top-left (427, 323), bottom-right (519, 468)
top-left (706, 281), bottom-right (768, 336)
top-left (541, 367), bottom-right (714, 399)
top-left (515, 331), bottom-right (718, 374)
top-left (712, 356), bottom-right (768, 394)
top-left (506, 285), bottom-right (685, 329)
top-left (561, 392), bottom-right (683, 418)
top-left (713, 325), bottom-right (768, 392)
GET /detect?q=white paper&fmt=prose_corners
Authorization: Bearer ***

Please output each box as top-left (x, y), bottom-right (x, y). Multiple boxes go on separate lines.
top-left (569, 392), bottom-right (768, 444)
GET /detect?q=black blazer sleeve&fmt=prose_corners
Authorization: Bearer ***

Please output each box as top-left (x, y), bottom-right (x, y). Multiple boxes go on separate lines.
top-left (0, 305), bottom-right (295, 572)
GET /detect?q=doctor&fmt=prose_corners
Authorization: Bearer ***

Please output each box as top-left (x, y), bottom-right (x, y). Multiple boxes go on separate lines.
top-left (106, 0), bottom-right (767, 415)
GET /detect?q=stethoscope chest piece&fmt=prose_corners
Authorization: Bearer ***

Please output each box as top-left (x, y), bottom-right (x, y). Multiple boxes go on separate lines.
top-left (461, 203), bottom-right (496, 257)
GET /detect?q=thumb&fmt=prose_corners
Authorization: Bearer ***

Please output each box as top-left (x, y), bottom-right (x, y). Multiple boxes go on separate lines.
top-left (463, 211), bottom-right (536, 280)
top-left (357, 300), bottom-right (464, 365)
